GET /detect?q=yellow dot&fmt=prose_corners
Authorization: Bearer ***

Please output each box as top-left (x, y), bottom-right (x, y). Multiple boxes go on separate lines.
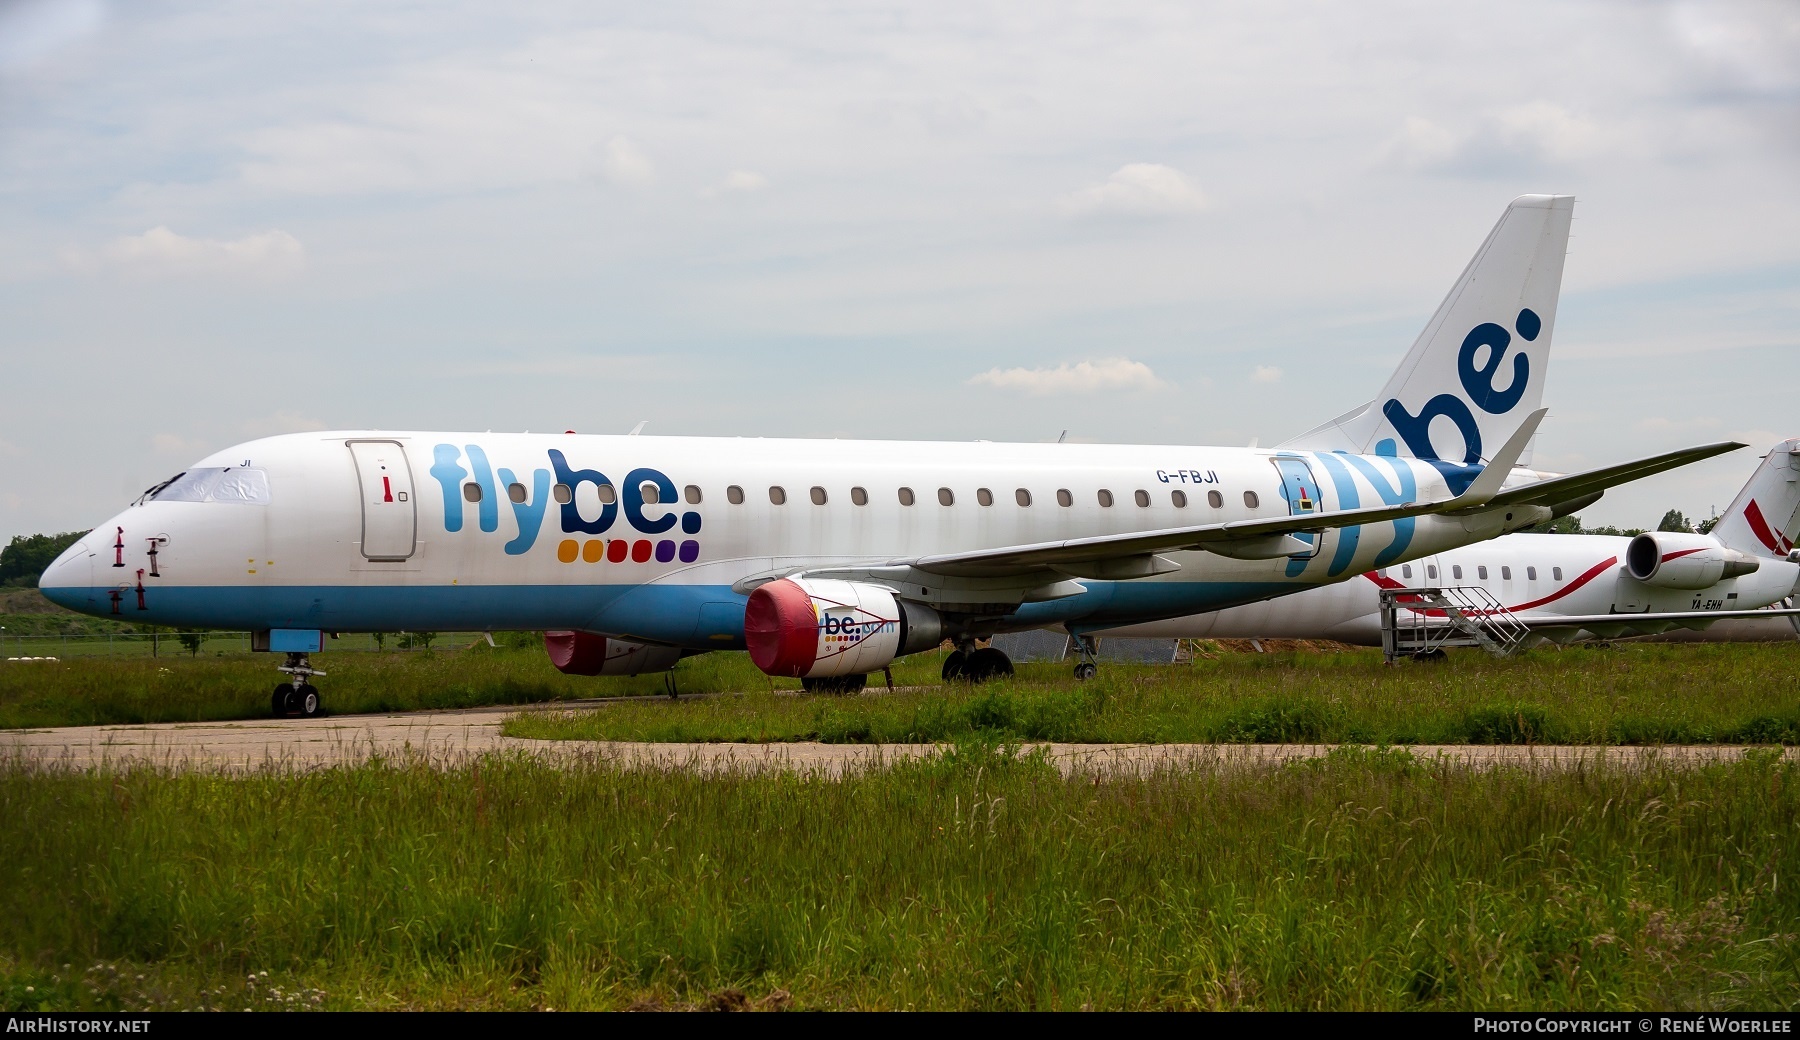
top-left (557, 539), bottom-right (579, 563)
top-left (582, 539), bottom-right (604, 563)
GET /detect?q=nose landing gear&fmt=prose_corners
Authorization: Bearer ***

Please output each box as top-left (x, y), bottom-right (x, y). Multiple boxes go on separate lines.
top-left (272, 652), bottom-right (326, 718)
top-left (1071, 634), bottom-right (1099, 681)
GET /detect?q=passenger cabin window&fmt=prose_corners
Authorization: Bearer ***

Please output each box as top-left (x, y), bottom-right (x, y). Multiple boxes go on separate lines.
top-left (810, 486), bottom-right (827, 505)
top-left (1427, 565), bottom-right (1438, 580)
top-left (1502, 566), bottom-right (1512, 580)
top-left (1527, 566), bottom-right (1538, 580)
top-left (1172, 490), bottom-right (1188, 507)
top-left (769, 486), bottom-right (787, 505)
top-left (463, 482), bottom-right (483, 503)
top-left (597, 483), bottom-right (617, 505)
top-left (1402, 564), bottom-right (1413, 579)
top-left (1056, 489), bottom-right (1073, 507)
top-left (1477, 565), bottom-right (1488, 580)
top-left (1452, 565), bottom-right (1463, 580)
top-left (684, 485), bottom-right (702, 505)
top-left (1097, 490), bottom-right (1114, 507)
top-left (1015, 488), bottom-right (1032, 507)
top-left (898, 487), bottom-right (916, 506)
top-left (977, 488), bottom-right (994, 506)
top-left (507, 482), bottom-right (527, 504)
top-left (1243, 490), bottom-right (1260, 509)
top-left (1135, 489), bottom-right (1150, 507)
top-left (726, 485), bottom-right (745, 505)
top-left (938, 488), bottom-right (955, 506)
top-left (553, 483), bottom-right (573, 504)
top-left (851, 486), bottom-right (868, 506)
top-left (639, 482), bottom-right (660, 504)
top-left (1207, 490), bottom-right (1224, 509)
top-left (1553, 567), bottom-right (1564, 581)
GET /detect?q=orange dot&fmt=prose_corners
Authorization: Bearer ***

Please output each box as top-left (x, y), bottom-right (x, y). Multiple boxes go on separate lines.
top-left (556, 539), bottom-right (579, 564)
top-left (582, 539), bottom-right (605, 563)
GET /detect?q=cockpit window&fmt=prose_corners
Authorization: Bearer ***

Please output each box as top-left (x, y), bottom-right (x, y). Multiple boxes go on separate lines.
top-left (147, 467), bottom-right (271, 505)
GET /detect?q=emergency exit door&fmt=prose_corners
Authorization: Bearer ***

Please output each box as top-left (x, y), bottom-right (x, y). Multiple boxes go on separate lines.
top-left (348, 440), bottom-right (417, 561)
top-left (1271, 455), bottom-right (1323, 560)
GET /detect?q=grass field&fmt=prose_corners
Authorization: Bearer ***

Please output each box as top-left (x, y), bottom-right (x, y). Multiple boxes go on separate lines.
top-left (508, 642), bottom-right (1800, 746)
top-left (2, 747), bottom-right (1795, 1011)
top-left (6, 640), bottom-right (1799, 743)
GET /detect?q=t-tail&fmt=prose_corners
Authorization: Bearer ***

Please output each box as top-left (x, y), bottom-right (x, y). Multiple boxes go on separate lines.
top-left (1282, 194), bottom-right (1576, 490)
top-left (1712, 438), bottom-right (1800, 559)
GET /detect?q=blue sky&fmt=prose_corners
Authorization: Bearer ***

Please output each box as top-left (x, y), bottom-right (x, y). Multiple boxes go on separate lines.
top-left (2, 0), bottom-right (1797, 541)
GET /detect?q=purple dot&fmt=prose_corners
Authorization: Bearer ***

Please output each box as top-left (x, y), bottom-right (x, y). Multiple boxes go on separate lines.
top-left (678, 540), bottom-right (700, 563)
top-left (654, 540), bottom-right (676, 563)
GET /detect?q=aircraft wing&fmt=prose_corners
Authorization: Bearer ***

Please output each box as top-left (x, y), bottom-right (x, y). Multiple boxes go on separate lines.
top-left (1469, 441), bottom-right (1745, 512)
top-left (910, 497), bottom-right (1470, 576)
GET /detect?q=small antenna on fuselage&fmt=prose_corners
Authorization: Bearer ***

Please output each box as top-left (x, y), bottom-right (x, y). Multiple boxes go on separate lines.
top-left (628, 420), bottom-right (648, 435)
top-left (1057, 430), bottom-right (1067, 443)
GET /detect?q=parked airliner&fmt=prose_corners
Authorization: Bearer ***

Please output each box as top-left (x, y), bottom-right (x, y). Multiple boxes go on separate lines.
top-left (38, 195), bottom-right (1741, 715)
top-left (1102, 439), bottom-right (1800, 647)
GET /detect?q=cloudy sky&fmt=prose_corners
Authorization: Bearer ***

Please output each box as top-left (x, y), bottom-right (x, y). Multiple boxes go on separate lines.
top-left (2, 0), bottom-right (1797, 543)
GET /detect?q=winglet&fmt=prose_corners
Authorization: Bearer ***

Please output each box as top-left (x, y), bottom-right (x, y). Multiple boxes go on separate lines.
top-left (1457, 407), bottom-right (1547, 505)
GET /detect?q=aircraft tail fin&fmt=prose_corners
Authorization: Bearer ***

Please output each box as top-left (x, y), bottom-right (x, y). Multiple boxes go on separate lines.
top-left (1713, 439), bottom-right (1800, 558)
top-left (1282, 194), bottom-right (1575, 466)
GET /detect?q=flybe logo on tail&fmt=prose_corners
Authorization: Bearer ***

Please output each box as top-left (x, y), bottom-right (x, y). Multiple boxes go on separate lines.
top-left (1379, 308), bottom-right (1541, 465)
top-left (428, 444), bottom-right (702, 564)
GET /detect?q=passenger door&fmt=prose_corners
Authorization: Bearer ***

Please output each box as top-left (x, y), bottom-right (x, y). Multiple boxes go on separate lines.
top-left (1270, 456), bottom-right (1323, 560)
top-left (348, 440), bottom-right (417, 561)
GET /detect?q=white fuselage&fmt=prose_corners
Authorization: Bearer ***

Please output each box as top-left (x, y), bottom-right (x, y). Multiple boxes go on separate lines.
top-left (39, 430), bottom-right (1548, 649)
top-left (1102, 532), bottom-right (1800, 644)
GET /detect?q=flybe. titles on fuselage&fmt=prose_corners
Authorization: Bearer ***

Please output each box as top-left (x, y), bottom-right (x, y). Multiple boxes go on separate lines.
top-left (427, 444), bottom-right (701, 564)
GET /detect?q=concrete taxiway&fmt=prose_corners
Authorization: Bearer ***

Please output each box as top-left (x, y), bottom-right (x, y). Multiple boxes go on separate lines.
top-left (3, 702), bottom-right (1793, 774)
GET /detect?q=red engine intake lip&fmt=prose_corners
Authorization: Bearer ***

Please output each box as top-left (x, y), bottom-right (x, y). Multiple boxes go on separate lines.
top-left (744, 579), bottom-right (819, 677)
top-left (544, 630), bottom-right (610, 675)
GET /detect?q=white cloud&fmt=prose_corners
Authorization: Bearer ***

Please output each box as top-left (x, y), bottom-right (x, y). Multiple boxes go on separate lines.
top-left (0, 0), bottom-right (104, 72)
top-left (1251, 365), bottom-right (1283, 383)
top-left (699, 169), bottom-right (768, 199)
top-left (73, 226), bottom-right (304, 278)
top-left (1059, 163), bottom-right (1209, 218)
top-left (1382, 103), bottom-right (1603, 174)
top-left (968, 357), bottom-right (1167, 396)
top-left (602, 136), bottom-right (655, 185)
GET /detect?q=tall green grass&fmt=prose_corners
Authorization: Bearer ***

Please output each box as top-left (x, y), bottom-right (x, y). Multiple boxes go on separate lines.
top-left (509, 642), bottom-right (1800, 746)
top-left (0, 646), bottom-right (807, 729)
top-left (2, 749), bottom-right (1795, 1010)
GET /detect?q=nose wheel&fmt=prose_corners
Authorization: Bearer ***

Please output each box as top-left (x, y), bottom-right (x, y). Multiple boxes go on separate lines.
top-left (272, 653), bottom-right (326, 717)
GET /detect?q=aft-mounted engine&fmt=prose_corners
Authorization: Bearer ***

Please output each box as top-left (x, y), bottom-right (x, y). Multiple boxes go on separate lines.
top-left (1625, 532), bottom-right (1760, 590)
top-left (744, 577), bottom-right (944, 678)
top-left (543, 631), bottom-right (683, 675)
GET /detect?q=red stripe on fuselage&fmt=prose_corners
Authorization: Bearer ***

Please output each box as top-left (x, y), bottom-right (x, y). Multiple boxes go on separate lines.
top-left (1361, 555), bottom-right (1620, 616)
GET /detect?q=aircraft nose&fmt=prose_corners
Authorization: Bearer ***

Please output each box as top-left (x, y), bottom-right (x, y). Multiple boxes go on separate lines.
top-left (37, 534), bottom-right (96, 611)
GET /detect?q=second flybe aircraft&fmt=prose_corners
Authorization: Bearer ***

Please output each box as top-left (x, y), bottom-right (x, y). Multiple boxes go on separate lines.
top-left (39, 195), bottom-right (1741, 715)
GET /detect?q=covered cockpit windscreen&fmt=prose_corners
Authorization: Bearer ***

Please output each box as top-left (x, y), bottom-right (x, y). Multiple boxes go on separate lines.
top-left (141, 467), bottom-right (271, 505)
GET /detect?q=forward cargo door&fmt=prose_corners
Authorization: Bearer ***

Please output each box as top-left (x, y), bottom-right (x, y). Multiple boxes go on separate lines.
top-left (348, 440), bottom-right (417, 561)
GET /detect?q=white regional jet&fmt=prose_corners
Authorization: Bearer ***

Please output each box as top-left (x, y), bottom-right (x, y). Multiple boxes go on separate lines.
top-left (1102, 439), bottom-right (1800, 648)
top-left (38, 195), bottom-right (1741, 716)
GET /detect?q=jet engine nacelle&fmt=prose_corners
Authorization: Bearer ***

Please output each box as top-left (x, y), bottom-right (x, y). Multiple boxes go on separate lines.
top-left (544, 631), bottom-right (683, 675)
top-left (1625, 532), bottom-right (1760, 590)
top-left (744, 577), bottom-right (944, 678)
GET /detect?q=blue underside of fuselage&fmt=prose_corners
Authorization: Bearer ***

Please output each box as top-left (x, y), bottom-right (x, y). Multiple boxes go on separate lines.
top-left (41, 580), bottom-right (1299, 649)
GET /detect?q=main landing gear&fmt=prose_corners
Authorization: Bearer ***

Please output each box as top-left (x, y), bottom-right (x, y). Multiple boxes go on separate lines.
top-left (941, 639), bottom-right (1015, 684)
top-left (272, 652), bottom-right (326, 718)
top-left (1071, 634), bottom-right (1099, 681)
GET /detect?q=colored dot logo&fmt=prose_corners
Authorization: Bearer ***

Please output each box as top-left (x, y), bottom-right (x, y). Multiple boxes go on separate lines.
top-left (558, 538), bottom-right (700, 565)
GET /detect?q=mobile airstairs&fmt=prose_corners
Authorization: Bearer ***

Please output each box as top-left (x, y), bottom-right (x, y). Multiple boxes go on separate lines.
top-left (1378, 586), bottom-right (1530, 664)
